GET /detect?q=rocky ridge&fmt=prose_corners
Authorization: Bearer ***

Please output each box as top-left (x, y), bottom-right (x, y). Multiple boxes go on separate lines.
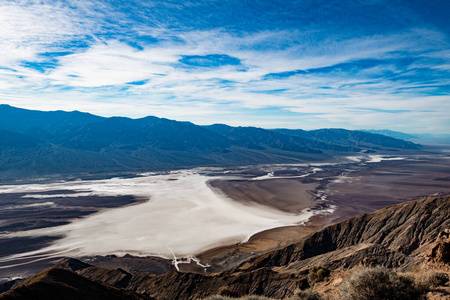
top-left (0, 105), bottom-right (421, 178)
top-left (1, 195), bottom-right (448, 299)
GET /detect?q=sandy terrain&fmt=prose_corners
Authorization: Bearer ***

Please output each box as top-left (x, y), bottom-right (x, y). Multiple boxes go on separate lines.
top-left (209, 179), bottom-right (318, 214)
top-left (198, 155), bottom-right (450, 270)
top-left (325, 156), bottom-right (450, 222)
top-left (198, 178), bottom-right (322, 271)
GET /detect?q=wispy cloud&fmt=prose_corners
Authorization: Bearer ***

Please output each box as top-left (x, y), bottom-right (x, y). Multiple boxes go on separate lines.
top-left (0, 0), bottom-right (449, 133)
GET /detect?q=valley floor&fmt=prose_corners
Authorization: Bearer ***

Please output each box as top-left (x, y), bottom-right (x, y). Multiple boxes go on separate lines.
top-left (0, 152), bottom-right (449, 279)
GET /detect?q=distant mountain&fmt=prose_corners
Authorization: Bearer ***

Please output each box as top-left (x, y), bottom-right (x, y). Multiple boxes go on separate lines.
top-left (0, 104), bottom-right (103, 139)
top-left (0, 128), bottom-right (122, 178)
top-left (272, 129), bottom-right (362, 152)
top-left (0, 105), bottom-right (422, 178)
top-left (308, 128), bottom-right (420, 149)
top-left (273, 128), bottom-right (420, 150)
top-left (411, 133), bottom-right (450, 145)
top-left (362, 129), bottom-right (417, 141)
top-left (363, 129), bottom-right (450, 145)
top-left (0, 128), bottom-right (42, 149)
top-left (55, 117), bottom-right (232, 152)
top-left (206, 124), bottom-right (321, 153)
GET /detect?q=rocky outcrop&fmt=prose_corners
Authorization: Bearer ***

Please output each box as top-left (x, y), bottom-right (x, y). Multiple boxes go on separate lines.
top-left (1, 196), bottom-right (449, 299)
top-left (428, 229), bottom-right (450, 264)
top-left (0, 278), bottom-right (24, 294)
top-left (243, 196), bottom-right (450, 271)
top-left (50, 258), bottom-right (308, 299)
top-left (0, 267), bottom-right (146, 300)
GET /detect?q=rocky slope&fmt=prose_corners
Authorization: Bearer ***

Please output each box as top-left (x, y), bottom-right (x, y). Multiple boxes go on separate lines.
top-left (242, 195), bottom-right (450, 272)
top-left (0, 267), bottom-right (146, 300)
top-left (1, 195), bottom-right (448, 299)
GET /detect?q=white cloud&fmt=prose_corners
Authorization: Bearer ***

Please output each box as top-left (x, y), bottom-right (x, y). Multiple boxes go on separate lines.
top-left (47, 41), bottom-right (176, 87)
top-left (0, 1), bottom-right (87, 65)
top-left (0, 1), bottom-right (449, 133)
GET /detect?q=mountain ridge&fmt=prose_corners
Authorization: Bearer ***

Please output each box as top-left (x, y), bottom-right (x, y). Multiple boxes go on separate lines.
top-left (0, 105), bottom-right (421, 178)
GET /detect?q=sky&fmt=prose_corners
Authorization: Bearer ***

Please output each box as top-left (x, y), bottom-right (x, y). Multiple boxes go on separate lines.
top-left (0, 0), bottom-right (449, 133)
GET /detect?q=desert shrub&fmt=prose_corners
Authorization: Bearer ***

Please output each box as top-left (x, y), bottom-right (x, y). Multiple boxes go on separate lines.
top-left (308, 266), bottom-right (330, 285)
top-left (217, 286), bottom-right (239, 298)
top-left (204, 296), bottom-right (233, 300)
top-left (203, 296), bottom-right (273, 300)
top-left (339, 266), bottom-right (424, 300)
top-left (290, 288), bottom-right (323, 300)
top-left (415, 270), bottom-right (449, 293)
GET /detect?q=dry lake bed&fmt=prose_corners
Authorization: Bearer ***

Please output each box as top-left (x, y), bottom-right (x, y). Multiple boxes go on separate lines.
top-left (1, 152), bottom-right (449, 278)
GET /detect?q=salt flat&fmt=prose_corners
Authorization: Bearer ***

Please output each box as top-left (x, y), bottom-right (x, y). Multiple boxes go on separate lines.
top-left (2, 154), bottom-right (445, 276)
top-left (0, 169), bottom-right (328, 264)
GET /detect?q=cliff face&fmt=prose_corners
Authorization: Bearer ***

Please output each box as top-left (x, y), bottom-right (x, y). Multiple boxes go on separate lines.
top-left (243, 195), bottom-right (450, 272)
top-left (1, 196), bottom-right (449, 299)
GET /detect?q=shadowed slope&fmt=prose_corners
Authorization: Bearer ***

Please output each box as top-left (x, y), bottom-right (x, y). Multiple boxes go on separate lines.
top-left (0, 105), bottom-right (422, 179)
top-left (242, 195), bottom-right (450, 271)
top-left (0, 267), bottom-right (147, 300)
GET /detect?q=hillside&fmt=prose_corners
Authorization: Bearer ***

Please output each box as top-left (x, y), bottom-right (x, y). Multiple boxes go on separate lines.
top-left (0, 105), bottom-right (421, 178)
top-left (209, 125), bottom-right (357, 152)
top-left (0, 267), bottom-right (145, 300)
top-left (276, 128), bottom-right (420, 150)
top-left (1, 195), bottom-right (448, 299)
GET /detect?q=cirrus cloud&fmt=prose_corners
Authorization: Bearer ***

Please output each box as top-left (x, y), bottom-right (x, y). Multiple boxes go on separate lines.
top-left (0, 0), bottom-right (449, 133)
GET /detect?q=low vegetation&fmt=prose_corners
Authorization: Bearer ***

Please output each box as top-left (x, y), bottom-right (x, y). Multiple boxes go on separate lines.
top-left (414, 269), bottom-right (449, 293)
top-left (291, 289), bottom-right (323, 300)
top-left (204, 296), bottom-right (274, 300)
top-left (307, 266), bottom-right (330, 285)
top-left (205, 266), bottom-right (450, 300)
top-left (339, 266), bottom-right (424, 300)
top-left (217, 286), bottom-right (240, 298)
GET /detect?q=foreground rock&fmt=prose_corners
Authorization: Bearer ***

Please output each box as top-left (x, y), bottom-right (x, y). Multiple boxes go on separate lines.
top-left (1, 195), bottom-right (449, 299)
top-left (0, 267), bottom-right (146, 300)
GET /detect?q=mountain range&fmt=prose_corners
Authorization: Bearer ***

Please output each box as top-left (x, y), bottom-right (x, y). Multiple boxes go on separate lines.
top-left (0, 105), bottom-right (420, 178)
top-left (363, 129), bottom-right (450, 145)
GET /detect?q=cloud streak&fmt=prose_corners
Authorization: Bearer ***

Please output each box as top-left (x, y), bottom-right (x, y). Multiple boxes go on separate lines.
top-left (0, 0), bottom-right (449, 133)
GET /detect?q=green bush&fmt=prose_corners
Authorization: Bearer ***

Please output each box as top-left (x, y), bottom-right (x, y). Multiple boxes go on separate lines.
top-left (339, 266), bottom-right (425, 300)
top-left (308, 266), bottom-right (331, 285)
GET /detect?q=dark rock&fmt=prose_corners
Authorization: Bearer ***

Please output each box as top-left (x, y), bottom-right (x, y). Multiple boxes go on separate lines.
top-left (0, 268), bottom-right (146, 300)
top-left (428, 229), bottom-right (450, 263)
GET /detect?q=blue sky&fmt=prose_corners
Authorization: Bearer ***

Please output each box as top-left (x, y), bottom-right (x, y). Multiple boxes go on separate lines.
top-left (0, 0), bottom-right (449, 133)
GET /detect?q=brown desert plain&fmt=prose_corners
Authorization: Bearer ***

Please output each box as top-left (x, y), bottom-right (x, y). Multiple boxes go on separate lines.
top-left (198, 154), bottom-right (450, 272)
